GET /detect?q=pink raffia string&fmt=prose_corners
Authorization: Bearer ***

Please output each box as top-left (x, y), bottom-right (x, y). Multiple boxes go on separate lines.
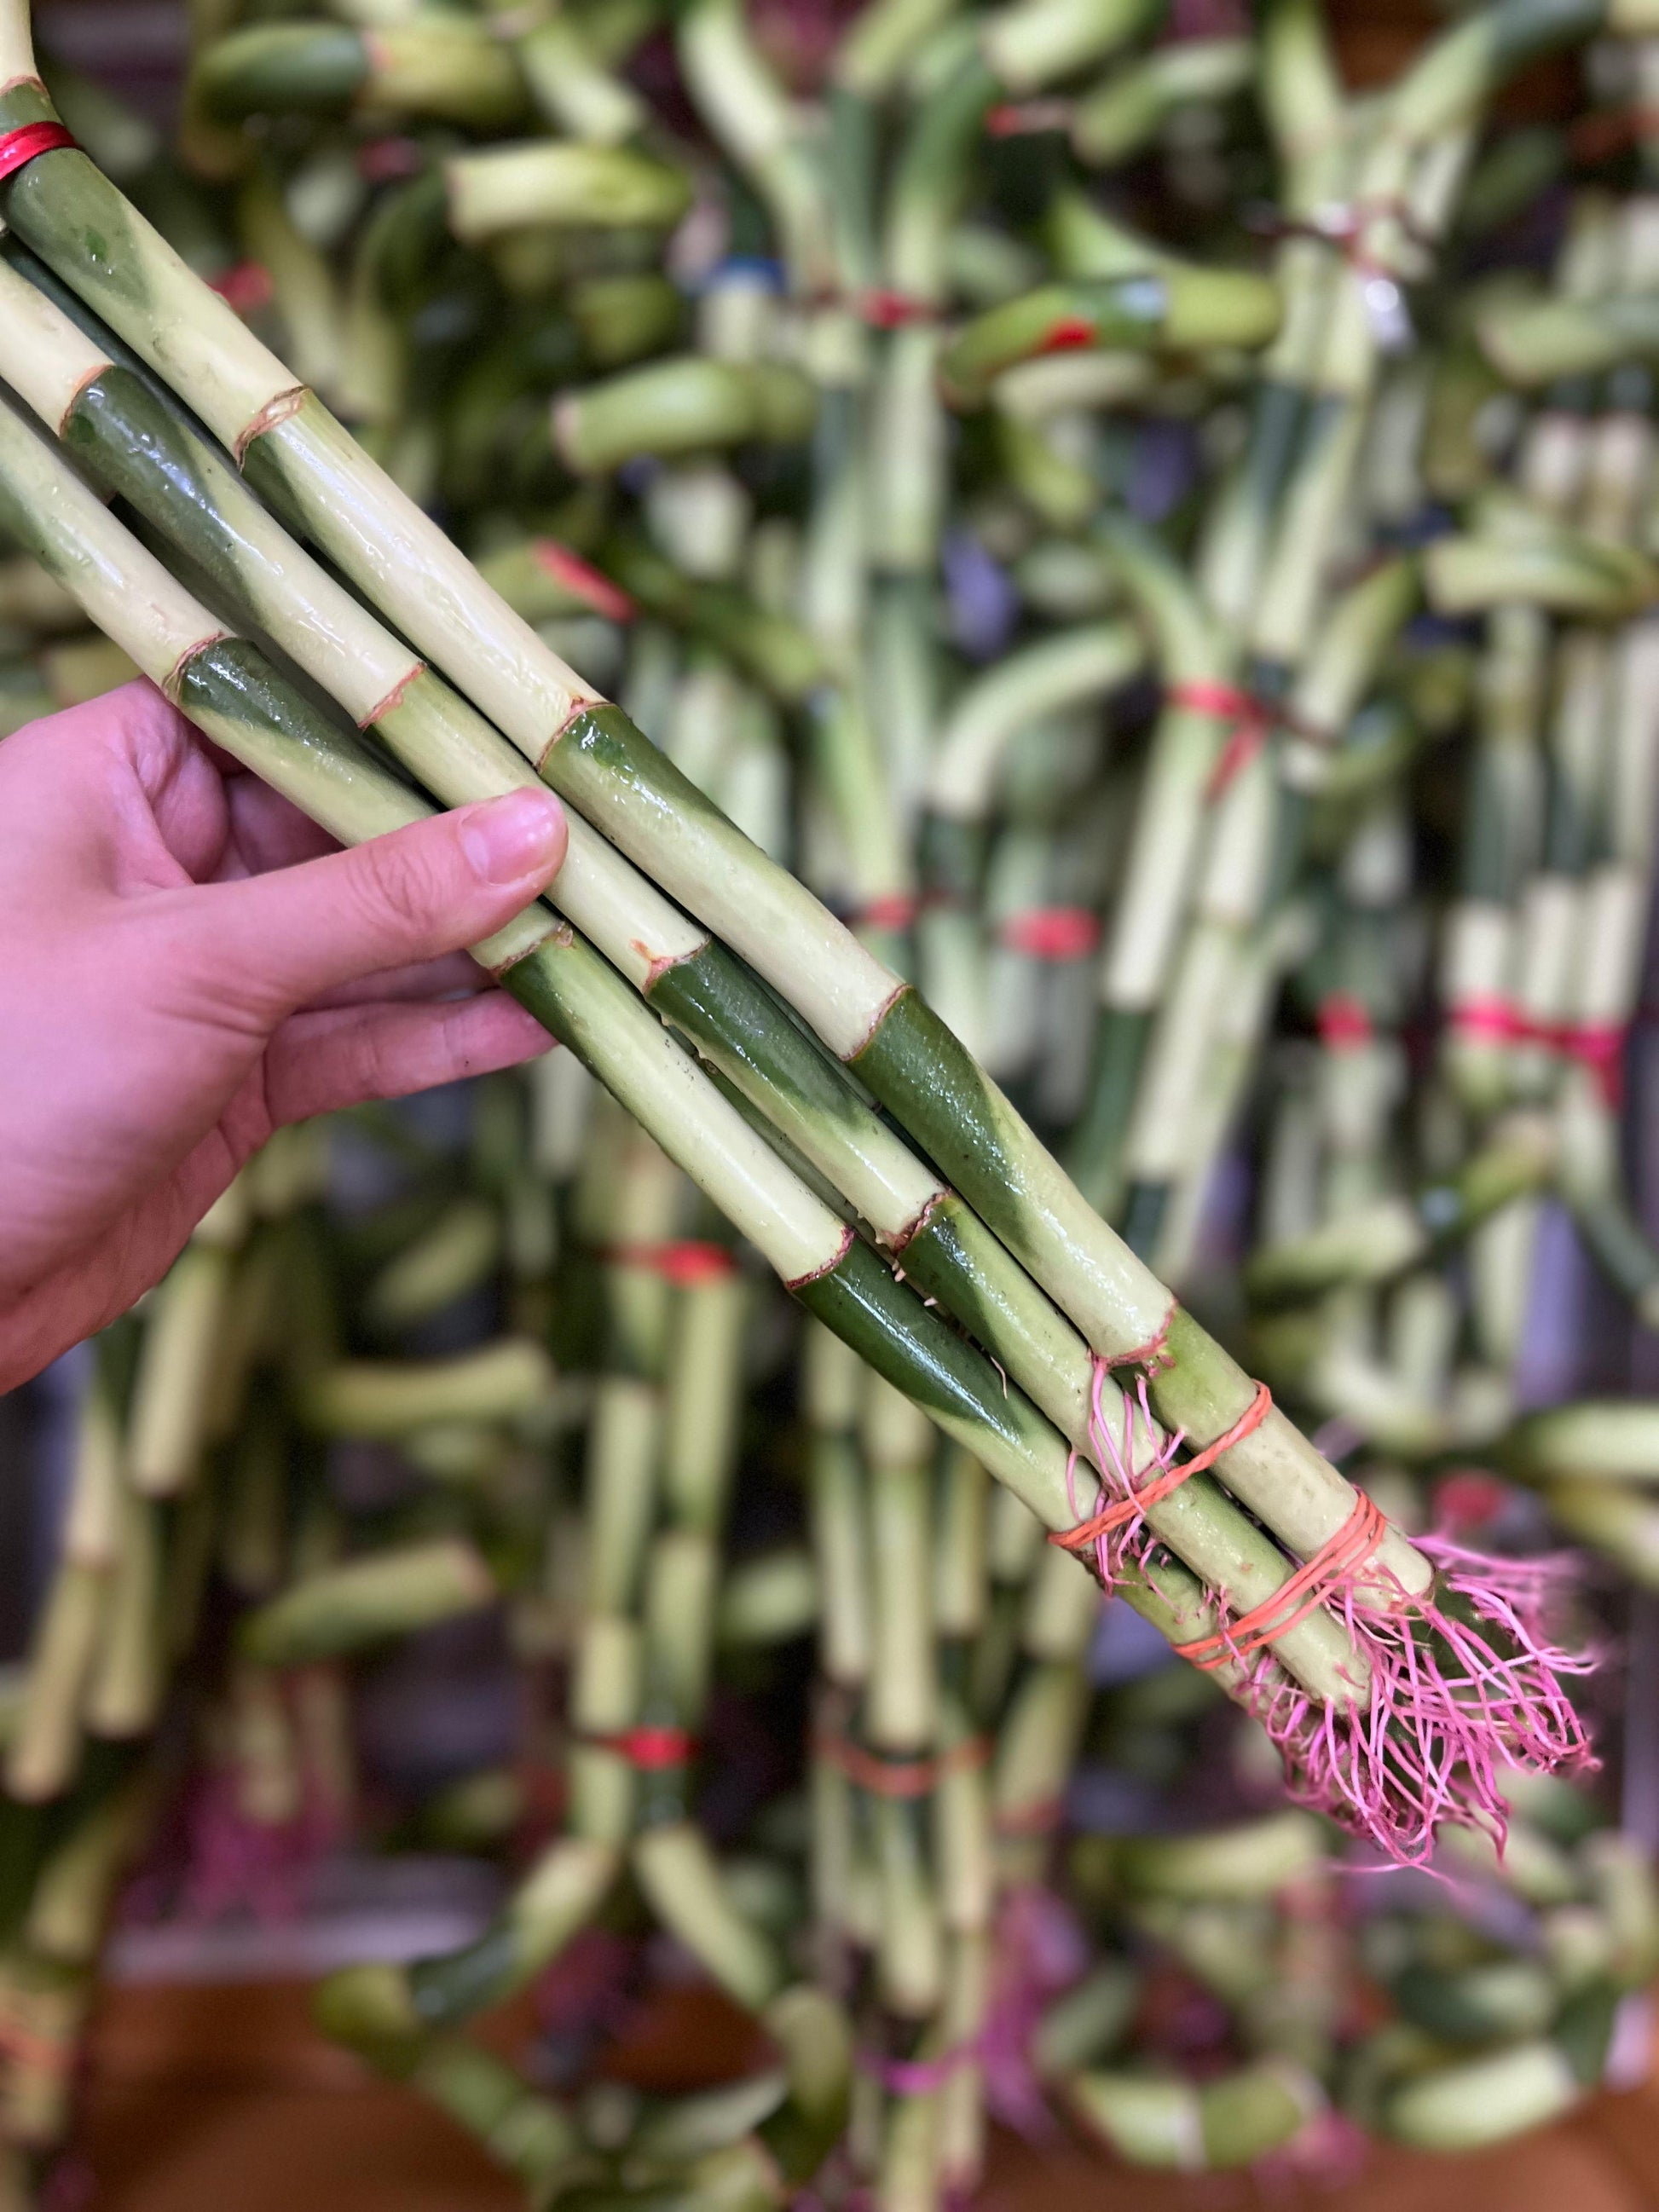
top-left (173, 1761), bottom-right (346, 1925)
top-left (978, 1886), bottom-right (1089, 2141)
top-left (1053, 1343), bottom-right (1595, 1868)
top-left (1216, 1533), bottom-right (1595, 1868)
top-left (856, 2042), bottom-right (979, 2096)
top-left (1051, 1369), bottom-right (1271, 1587)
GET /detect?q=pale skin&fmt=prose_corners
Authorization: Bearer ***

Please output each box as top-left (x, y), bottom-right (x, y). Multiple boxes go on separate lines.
top-left (0, 680), bottom-right (570, 1393)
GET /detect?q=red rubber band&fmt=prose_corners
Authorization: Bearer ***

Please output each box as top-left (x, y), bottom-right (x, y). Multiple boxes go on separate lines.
top-left (1053, 1379), bottom-right (1272, 1555)
top-left (0, 2014), bottom-right (72, 2075)
top-left (1174, 1489), bottom-right (1387, 1670)
top-left (597, 1240), bottom-right (737, 1285)
top-left (0, 122), bottom-right (77, 185)
top-left (1449, 997), bottom-right (1627, 1106)
top-left (1166, 679), bottom-right (1274, 800)
top-left (357, 135), bottom-right (425, 182)
top-left (583, 1724), bottom-right (697, 1769)
top-left (986, 99), bottom-right (1072, 136)
top-left (852, 893), bottom-right (922, 932)
top-left (858, 287), bottom-right (938, 329)
top-left (209, 261), bottom-right (275, 316)
top-left (1037, 316), bottom-right (1097, 355)
top-left (817, 1732), bottom-right (991, 1799)
top-left (993, 1793), bottom-right (1066, 1837)
top-left (530, 540), bottom-right (637, 624)
top-left (997, 906), bottom-right (1101, 960)
top-left (1318, 992), bottom-right (1373, 1050)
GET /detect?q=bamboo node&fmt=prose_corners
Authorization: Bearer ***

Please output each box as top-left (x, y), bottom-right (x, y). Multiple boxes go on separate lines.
top-left (233, 385), bottom-right (309, 467)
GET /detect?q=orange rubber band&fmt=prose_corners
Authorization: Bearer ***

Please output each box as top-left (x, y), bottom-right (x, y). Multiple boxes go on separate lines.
top-left (1052, 1379), bottom-right (1273, 1556)
top-left (816, 1733), bottom-right (991, 1799)
top-left (1174, 1490), bottom-right (1388, 1671)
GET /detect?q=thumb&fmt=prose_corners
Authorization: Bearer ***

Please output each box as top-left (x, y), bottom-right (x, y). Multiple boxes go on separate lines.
top-left (187, 788), bottom-right (568, 1017)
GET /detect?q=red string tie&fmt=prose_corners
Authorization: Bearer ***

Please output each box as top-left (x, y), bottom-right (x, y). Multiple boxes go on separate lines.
top-left (817, 1733), bottom-right (991, 1799)
top-left (997, 906), bottom-right (1101, 960)
top-left (209, 261), bottom-right (275, 316)
top-left (1167, 679), bottom-right (1273, 800)
top-left (597, 1240), bottom-right (738, 1285)
top-left (986, 100), bottom-right (1073, 137)
top-left (1174, 1490), bottom-right (1388, 1671)
top-left (0, 122), bottom-right (77, 185)
top-left (584, 1724), bottom-right (697, 1769)
top-left (1317, 993), bottom-right (1373, 1051)
top-left (1053, 1378), bottom-right (1272, 1556)
top-left (1037, 315), bottom-right (1098, 355)
top-left (356, 135), bottom-right (426, 182)
top-left (851, 892), bottom-right (923, 932)
top-left (1450, 997), bottom-right (1627, 1106)
top-left (858, 287), bottom-right (939, 328)
top-left (993, 1793), bottom-right (1066, 1838)
top-left (530, 540), bottom-right (637, 623)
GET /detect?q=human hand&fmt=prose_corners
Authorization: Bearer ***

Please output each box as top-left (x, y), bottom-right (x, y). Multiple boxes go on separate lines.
top-left (0, 680), bottom-right (569, 1392)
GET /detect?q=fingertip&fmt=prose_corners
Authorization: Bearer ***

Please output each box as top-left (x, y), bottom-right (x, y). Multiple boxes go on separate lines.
top-left (455, 788), bottom-right (568, 889)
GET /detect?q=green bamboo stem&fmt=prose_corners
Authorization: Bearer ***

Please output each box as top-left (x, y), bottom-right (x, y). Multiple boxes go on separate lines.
top-left (938, 266), bottom-right (1281, 411)
top-left (924, 622), bottom-right (1143, 824)
top-left (1070, 37), bottom-right (1252, 168)
top-left (512, 9), bottom-right (649, 145)
top-left (6, 1379), bottom-right (120, 1804)
top-left (979, 0), bottom-right (1162, 96)
top-left (676, 0), bottom-right (836, 295)
top-left (1381, 2043), bottom-right (1579, 2151)
top-left (555, 355), bottom-right (818, 477)
top-left (443, 141), bottom-right (691, 245)
top-left (1065, 2059), bottom-right (1323, 2169)
top-left (239, 1539), bottom-right (499, 1666)
top-left (1246, 1116), bottom-right (1558, 1303)
top-left (189, 16), bottom-right (527, 127)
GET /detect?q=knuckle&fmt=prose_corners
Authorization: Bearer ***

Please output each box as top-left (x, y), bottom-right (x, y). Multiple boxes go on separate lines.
top-left (353, 830), bottom-right (454, 944)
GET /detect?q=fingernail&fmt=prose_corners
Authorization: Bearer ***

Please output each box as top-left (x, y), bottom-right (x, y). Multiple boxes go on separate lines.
top-left (459, 789), bottom-right (566, 885)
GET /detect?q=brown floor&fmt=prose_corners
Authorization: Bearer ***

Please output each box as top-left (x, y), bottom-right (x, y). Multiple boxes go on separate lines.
top-left (61, 1978), bottom-right (1659, 2210)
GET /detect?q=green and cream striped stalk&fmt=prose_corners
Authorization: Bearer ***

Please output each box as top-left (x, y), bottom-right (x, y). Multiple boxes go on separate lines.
top-left (188, 14), bottom-right (529, 129)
